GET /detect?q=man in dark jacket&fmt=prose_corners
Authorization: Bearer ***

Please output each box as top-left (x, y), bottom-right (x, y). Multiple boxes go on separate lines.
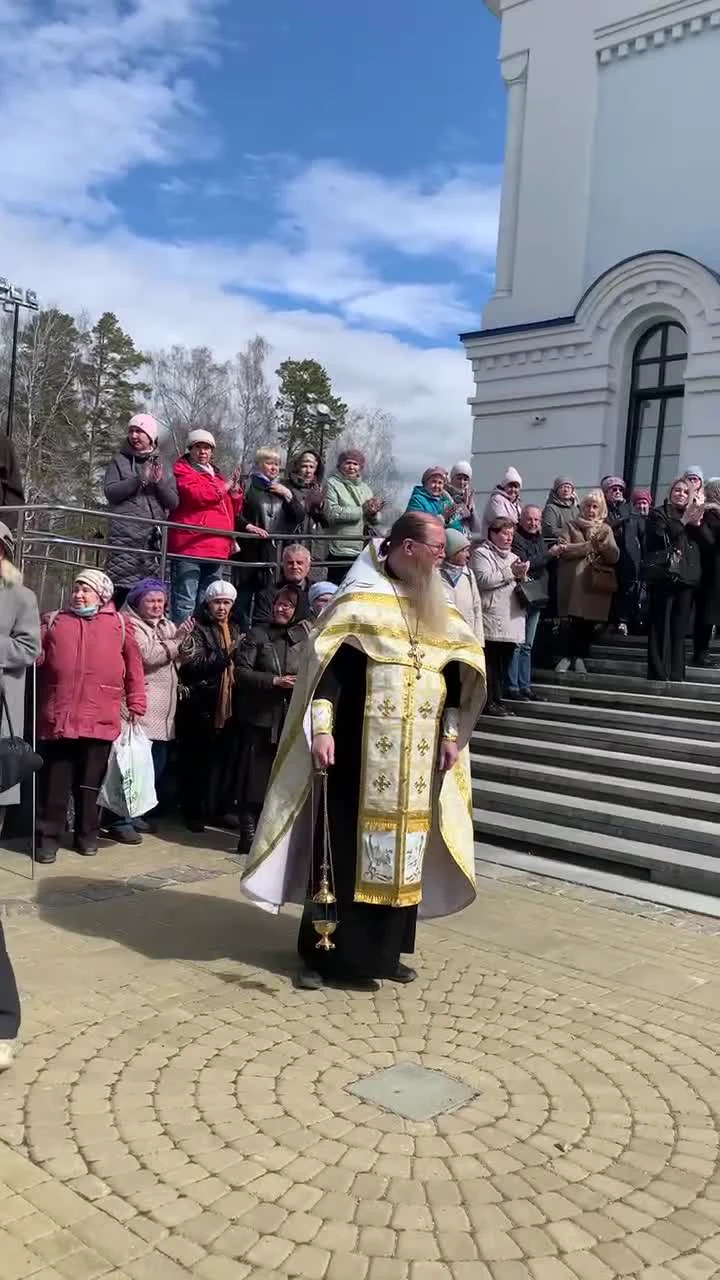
top-left (252, 544), bottom-right (311, 625)
top-left (508, 505), bottom-right (562, 699)
top-left (104, 414), bottom-right (178, 607)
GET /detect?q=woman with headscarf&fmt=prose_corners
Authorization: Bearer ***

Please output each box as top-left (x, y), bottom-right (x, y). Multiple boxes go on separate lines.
top-left (541, 477), bottom-right (580, 543)
top-left (407, 465), bottom-right (463, 529)
top-left (325, 448), bottom-right (384, 583)
top-left (446, 462), bottom-right (481, 538)
top-left (234, 584), bottom-right (310, 855)
top-left (480, 467), bottom-right (523, 539)
top-left (176, 579), bottom-right (244, 833)
top-left (285, 449), bottom-right (328, 537)
top-left (473, 518), bottom-right (528, 715)
top-left (35, 569), bottom-right (146, 863)
top-left (308, 581), bottom-right (338, 618)
top-left (684, 466), bottom-right (705, 508)
top-left (623, 488), bottom-right (652, 633)
top-left (555, 491), bottom-right (619, 674)
top-left (645, 479), bottom-right (703, 682)
top-left (104, 414), bottom-right (178, 608)
top-left (102, 579), bottom-right (192, 844)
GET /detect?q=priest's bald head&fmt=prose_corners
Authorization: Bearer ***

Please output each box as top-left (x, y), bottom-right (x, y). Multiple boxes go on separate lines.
top-left (380, 512), bottom-right (449, 635)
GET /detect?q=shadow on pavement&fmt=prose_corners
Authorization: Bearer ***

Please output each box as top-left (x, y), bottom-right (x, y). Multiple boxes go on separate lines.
top-left (33, 875), bottom-right (298, 980)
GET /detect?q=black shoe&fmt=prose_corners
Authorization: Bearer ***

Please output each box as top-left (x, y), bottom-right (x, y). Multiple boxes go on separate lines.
top-left (389, 963), bottom-right (417, 984)
top-left (504, 690), bottom-right (523, 701)
top-left (35, 845), bottom-right (58, 865)
top-left (184, 818), bottom-right (205, 834)
top-left (519, 689), bottom-right (541, 701)
top-left (295, 969), bottom-right (324, 991)
top-left (132, 817), bottom-right (157, 835)
top-left (108, 824), bottom-right (142, 846)
top-left (694, 654), bottom-right (719, 668)
top-left (75, 842), bottom-right (98, 857)
top-left (484, 703), bottom-right (508, 718)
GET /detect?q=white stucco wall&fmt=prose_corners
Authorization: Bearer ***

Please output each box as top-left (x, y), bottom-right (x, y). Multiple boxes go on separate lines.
top-left (586, 26), bottom-right (720, 286)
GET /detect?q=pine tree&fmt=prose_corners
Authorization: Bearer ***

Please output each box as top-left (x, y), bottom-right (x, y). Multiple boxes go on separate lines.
top-left (275, 358), bottom-right (347, 459)
top-left (77, 312), bottom-right (150, 503)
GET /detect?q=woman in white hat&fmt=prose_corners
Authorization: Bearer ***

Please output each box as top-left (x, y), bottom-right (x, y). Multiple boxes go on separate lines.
top-left (35, 569), bottom-right (146, 862)
top-left (169, 431), bottom-right (266, 624)
top-left (176, 578), bottom-right (244, 833)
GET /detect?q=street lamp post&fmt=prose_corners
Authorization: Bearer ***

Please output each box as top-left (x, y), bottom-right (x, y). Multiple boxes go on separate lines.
top-left (307, 401), bottom-right (334, 462)
top-left (0, 278), bottom-right (39, 439)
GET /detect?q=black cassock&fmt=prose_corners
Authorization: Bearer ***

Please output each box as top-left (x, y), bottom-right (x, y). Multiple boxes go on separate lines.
top-left (297, 643), bottom-right (461, 980)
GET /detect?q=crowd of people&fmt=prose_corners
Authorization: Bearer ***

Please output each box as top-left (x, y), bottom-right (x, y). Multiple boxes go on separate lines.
top-left (1, 412), bottom-right (720, 1060)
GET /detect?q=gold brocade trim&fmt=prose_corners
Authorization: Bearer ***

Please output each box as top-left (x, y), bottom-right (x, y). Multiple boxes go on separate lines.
top-left (363, 815), bottom-right (430, 832)
top-left (355, 882), bottom-right (422, 908)
top-left (311, 698), bottom-right (334, 736)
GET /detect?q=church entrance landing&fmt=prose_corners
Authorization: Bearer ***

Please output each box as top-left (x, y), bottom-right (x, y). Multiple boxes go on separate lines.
top-left (348, 1061), bottom-right (477, 1121)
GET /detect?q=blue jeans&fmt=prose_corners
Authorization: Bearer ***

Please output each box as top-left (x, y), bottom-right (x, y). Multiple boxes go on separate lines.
top-left (507, 608), bottom-right (541, 692)
top-left (170, 559), bottom-right (228, 623)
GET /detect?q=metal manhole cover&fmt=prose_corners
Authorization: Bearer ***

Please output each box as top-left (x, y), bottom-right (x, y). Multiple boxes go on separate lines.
top-left (348, 1062), bottom-right (477, 1121)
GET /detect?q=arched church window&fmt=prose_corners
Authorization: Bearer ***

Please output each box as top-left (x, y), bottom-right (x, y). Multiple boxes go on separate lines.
top-left (624, 322), bottom-right (687, 497)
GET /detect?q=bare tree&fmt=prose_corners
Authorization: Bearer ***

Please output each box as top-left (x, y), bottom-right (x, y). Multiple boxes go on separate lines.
top-left (228, 335), bottom-right (276, 470)
top-left (150, 345), bottom-right (231, 464)
top-left (13, 308), bottom-right (84, 506)
top-left (330, 407), bottom-right (401, 516)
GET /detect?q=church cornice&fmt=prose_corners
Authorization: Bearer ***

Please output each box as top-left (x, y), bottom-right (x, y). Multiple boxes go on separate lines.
top-left (596, 0), bottom-right (720, 65)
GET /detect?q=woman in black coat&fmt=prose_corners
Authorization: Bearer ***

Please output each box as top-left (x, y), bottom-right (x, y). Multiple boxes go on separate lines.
top-left (693, 478), bottom-right (720, 666)
top-left (645, 479), bottom-right (703, 682)
top-left (176, 580), bottom-right (244, 832)
top-left (235, 585), bottom-right (310, 854)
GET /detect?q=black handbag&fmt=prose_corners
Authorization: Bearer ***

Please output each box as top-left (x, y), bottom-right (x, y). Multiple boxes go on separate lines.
top-left (642, 533), bottom-right (682, 587)
top-left (515, 577), bottom-right (549, 609)
top-left (0, 683), bottom-right (43, 793)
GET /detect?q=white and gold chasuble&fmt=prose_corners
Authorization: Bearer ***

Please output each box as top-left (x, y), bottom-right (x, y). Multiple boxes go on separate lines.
top-left (240, 543), bottom-right (487, 921)
top-left (357, 661), bottom-right (445, 906)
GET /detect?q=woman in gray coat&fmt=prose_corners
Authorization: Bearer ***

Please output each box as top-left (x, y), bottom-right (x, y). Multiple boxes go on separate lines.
top-left (103, 414), bottom-right (178, 607)
top-left (0, 521), bottom-right (41, 1073)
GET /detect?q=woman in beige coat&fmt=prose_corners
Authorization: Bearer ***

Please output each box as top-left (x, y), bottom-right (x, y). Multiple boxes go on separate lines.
top-left (473, 518), bottom-right (528, 716)
top-left (440, 528), bottom-right (484, 644)
top-left (555, 491), bottom-right (619, 674)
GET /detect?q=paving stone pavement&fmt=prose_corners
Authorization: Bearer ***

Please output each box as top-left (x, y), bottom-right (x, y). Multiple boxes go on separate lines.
top-left (1, 830), bottom-right (720, 1279)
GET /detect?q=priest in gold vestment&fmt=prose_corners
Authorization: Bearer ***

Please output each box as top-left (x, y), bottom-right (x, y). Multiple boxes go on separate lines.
top-left (240, 512), bottom-right (486, 989)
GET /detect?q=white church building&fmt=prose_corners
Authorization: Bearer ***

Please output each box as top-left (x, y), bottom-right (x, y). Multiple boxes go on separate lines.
top-left (463, 0), bottom-right (720, 506)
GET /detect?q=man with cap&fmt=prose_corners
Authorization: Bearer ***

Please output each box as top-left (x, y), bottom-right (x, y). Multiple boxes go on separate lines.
top-left (35, 568), bottom-right (146, 863)
top-left (447, 462), bottom-right (481, 537)
top-left (169, 430), bottom-right (264, 623)
top-left (481, 466), bottom-right (523, 538)
top-left (103, 413), bottom-right (178, 608)
top-left (406, 466), bottom-right (463, 529)
top-left (325, 448), bottom-right (384, 584)
top-left (440, 527), bottom-right (484, 643)
top-left (308, 581), bottom-right (338, 617)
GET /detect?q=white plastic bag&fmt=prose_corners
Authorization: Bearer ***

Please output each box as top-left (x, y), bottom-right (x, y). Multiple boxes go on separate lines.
top-left (99, 723), bottom-right (157, 819)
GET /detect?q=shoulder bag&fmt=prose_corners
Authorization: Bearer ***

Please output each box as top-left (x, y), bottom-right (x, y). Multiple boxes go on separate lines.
top-left (0, 681), bottom-right (43, 793)
top-left (515, 577), bottom-right (549, 609)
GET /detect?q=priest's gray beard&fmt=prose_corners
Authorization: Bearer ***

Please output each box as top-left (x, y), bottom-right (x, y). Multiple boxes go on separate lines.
top-left (404, 563), bottom-right (449, 636)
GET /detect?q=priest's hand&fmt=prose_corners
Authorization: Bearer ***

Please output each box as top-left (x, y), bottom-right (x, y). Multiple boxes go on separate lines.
top-left (312, 733), bottom-right (335, 769)
top-left (439, 738), bottom-right (459, 772)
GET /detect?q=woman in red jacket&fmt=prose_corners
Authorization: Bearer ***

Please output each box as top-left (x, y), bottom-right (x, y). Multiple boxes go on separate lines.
top-left (35, 569), bottom-right (147, 864)
top-left (169, 429), bottom-right (267, 622)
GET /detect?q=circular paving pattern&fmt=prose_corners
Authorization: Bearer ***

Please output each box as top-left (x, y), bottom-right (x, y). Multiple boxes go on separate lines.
top-left (7, 936), bottom-right (720, 1279)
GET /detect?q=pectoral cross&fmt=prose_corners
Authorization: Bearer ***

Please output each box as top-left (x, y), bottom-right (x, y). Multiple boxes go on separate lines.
top-left (408, 637), bottom-right (425, 680)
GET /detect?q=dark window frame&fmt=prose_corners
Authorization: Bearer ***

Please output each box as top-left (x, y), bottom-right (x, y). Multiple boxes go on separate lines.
top-left (624, 322), bottom-right (687, 496)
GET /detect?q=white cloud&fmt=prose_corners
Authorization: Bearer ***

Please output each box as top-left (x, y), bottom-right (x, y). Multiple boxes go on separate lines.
top-left (0, 1), bottom-right (496, 485)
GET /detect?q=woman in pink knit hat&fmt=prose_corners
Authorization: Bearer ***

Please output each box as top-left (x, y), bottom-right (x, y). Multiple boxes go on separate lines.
top-left (103, 413), bottom-right (178, 608)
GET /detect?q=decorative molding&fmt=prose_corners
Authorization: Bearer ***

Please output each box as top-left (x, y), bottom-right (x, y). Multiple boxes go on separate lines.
top-left (500, 49), bottom-right (529, 85)
top-left (596, 2), bottom-right (720, 65)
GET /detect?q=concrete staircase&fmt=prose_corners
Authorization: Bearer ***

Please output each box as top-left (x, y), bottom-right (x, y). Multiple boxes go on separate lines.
top-left (471, 632), bottom-right (720, 906)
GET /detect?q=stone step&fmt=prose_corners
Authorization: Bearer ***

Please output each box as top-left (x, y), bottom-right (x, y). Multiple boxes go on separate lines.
top-left (595, 634), bottom-right (720, 651)
top-left (504, 697), bottom-right (720, 741)
top-left (473, 781), bottom-right (720, 856)
top-left (471, 729), bottom-right (720, 790)
top-left (535, 668), bottom-right (720, 702)
top-left (472, 808), bottom-right (720, 896)
top-left (529, 680), bottom-right (720, 720)
top-left (474, 844), bottom-right (720, 919)
top-left (473, 753), bottom-right (720, 819)
top-left (588, 656), bottom-right (720, 682)
top-left (474, 715), bottom-right (720, 764)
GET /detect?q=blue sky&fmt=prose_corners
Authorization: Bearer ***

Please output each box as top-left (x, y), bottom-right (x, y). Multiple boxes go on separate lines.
top-left (0, 0), bottom-right (505, 472)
